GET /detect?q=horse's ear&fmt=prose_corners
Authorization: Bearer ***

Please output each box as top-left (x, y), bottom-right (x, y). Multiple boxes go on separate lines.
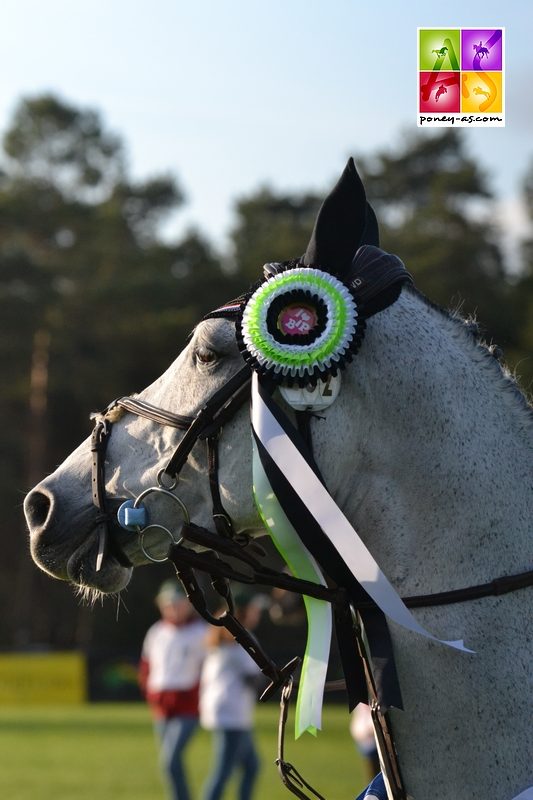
top-left (362, 202), bottom-right (380, 247)
top-left (302, 157), bottom-right (367, 275)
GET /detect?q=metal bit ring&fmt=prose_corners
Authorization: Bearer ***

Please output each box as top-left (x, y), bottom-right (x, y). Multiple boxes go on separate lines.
top-left (139, 525), bottom-right (184, 563)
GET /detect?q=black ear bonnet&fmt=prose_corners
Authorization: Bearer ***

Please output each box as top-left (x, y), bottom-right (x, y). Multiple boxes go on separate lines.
top-left (204, 158), bottom-right (413, 386)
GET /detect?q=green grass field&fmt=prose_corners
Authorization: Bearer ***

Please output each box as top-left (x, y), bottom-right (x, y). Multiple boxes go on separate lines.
top-left (0, 703), bottom-right (369, 799)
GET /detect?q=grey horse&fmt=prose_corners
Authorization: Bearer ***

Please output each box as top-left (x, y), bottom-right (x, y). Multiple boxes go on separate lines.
top-left (24, 161), bottom-right (532, 800)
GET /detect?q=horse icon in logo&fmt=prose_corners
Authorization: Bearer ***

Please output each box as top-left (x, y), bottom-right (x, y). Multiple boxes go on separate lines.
top-left (435, 85), bottom-right (448, 102)
top-left (432, 46), bottom-right (448, 58)
top-left (473, 86), bottom-right (490, 100)
top-left (473, 41), bottom-right (490, 60)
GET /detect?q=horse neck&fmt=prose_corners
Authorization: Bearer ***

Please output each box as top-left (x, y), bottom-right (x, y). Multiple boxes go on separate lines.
top-left (341, 288), bottom-right (532, 596)
top-left (336, 290), bottom-right (532, 799)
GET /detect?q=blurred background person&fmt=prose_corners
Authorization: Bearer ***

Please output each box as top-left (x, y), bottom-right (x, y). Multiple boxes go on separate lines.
top-left (350, 702), bottom-right (380, 783)
top-left (200, 593), bottom-right (262, 800)
top-left (139, 580), bottom-right (207, 800)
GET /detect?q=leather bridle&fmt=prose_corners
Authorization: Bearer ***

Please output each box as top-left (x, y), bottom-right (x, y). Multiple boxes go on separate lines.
top-left (90, 363), bottom-right (252, 570)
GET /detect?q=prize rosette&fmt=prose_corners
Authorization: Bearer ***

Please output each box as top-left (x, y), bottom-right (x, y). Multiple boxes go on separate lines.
top-left (236, 266), bottom-right (365, 386)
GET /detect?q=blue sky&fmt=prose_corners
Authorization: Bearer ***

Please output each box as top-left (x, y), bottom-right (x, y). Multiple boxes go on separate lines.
top-left (1, 0), bottom-right (531, 263)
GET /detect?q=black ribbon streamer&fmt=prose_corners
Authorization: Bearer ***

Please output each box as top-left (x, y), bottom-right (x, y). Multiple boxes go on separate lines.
top-left (253, 378), bottom-right (403, 711)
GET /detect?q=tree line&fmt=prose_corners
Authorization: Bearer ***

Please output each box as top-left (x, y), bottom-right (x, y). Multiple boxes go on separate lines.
top-left (1, 94), bottom-right (531, 653)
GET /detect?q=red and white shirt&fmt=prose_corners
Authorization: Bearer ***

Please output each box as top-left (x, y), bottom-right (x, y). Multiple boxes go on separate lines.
top-left (139, 619), bottom-right (207, 719)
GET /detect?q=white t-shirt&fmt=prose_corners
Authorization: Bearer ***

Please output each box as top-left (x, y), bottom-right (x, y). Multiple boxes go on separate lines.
top-left (199, 643), bottom-right (260, 730)
top-left (142, 619), bottom-right (207, 692)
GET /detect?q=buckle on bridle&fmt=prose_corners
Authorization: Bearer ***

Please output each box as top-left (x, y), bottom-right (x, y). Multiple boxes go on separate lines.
top-left (157, 468), bottom-right (178, 491)
top-left (212, 511), bottom-right (235, 539)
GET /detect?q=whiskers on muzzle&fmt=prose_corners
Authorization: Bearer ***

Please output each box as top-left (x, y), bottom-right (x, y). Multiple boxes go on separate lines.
top-left (74, 583), bottom-right (127, 619)
top-left (74, 583), bottom-right (107, 607)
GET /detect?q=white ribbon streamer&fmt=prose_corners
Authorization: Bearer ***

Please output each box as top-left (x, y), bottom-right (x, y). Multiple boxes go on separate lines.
top-left (253, 441), bottom-right (332, 738)
top-left (510, 789), bottom-right (533, 800)
top-left (251, 373), bottom-right (473, 654)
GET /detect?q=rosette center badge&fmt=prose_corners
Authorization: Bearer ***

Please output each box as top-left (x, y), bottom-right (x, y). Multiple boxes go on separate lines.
top-left (278, 304), bottom-right (318, 336)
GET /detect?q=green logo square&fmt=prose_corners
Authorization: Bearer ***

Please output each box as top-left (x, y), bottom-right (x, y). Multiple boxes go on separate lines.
top-left (419, 28), bottom-right (461, 70)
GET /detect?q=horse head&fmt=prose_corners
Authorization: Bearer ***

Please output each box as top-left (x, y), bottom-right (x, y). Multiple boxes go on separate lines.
top-left (24, 158), bottom-right (385, 594)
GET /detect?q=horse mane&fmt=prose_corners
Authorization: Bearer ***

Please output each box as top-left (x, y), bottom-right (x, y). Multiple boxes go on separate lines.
top-left (407, 285), bottom-right (533, 431)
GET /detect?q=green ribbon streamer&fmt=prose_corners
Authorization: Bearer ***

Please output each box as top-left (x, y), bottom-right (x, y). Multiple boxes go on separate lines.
top-left (252, 440), bottom-right (332, 738)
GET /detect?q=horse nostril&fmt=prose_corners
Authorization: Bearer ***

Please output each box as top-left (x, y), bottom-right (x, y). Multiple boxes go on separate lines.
top-left (24, 490), bottom-right (53, 531)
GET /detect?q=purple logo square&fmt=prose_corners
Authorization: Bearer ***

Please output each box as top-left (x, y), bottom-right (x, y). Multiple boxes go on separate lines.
top-left (461, 29), bottom-right (503, 70)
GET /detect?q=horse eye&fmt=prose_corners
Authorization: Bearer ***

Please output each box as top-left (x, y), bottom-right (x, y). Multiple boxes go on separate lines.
top-left (195, 346), bottom-right (218, 366)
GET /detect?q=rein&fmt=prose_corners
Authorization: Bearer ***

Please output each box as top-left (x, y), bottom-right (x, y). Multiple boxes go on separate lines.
top-left (172, 522), bottom-right (533, 611)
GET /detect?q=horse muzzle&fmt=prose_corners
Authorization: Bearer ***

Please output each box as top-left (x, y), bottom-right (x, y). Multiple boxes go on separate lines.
top-left (24, 485), bottom-right (133, 592)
